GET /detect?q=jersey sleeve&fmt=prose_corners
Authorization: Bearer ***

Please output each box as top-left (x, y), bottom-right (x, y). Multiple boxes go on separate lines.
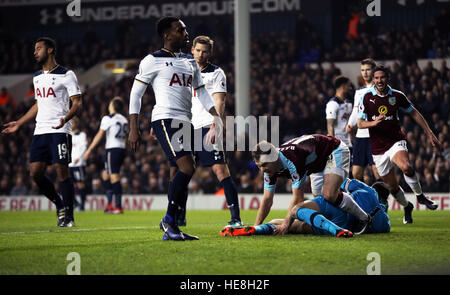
top-left (80, 132), bottom-right (88, 152)
top-left (325, 101), bottom-right (338, 120)
top-left (397, 91), bottom-right (414, 113)
top-left (135, 55), bottom-right (157, 85)
top-left (348, 91), bottom-right (361, 127)
top-left (65, 70), bottom-right (82, 98)
top-left (211, 68), bottom-right (227, 94)
top-left (263, 173), bottom-right (277, 192)
top-left (99, 116), bottom-right (111, 131)
top-left (291, 174), bottom-right (308, 190)
top-left (357, 94), bottom-right (368, 120)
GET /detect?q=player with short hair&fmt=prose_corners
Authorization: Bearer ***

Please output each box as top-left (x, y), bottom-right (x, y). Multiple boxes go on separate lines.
top-left (357, 66), bottom-right (441, 223)
top-left (83, 97), bottom-right (128, 214)
top-left (221, 178), bottom-right (390, 237)
top-left (69, 117), bottom-right (88, 211)
top-left (128, 16), bottom-right (223, 241)
top-left (248, 134), bottom-right (372, 236)
top-left (2, 37), bottom-right (82, 227)
top-left (346, 58), bottom-right (380, 182)
top-left (170, 35), bottom-right (241, 227)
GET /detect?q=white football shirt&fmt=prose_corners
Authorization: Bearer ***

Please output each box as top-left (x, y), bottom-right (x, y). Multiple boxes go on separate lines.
top-left (134, 49), bottom-right (205, 123)
top-left (100, 113), bottom-right (129, 149)
top-left (191, 63), bottom-right (227, 129)
top-left (69, 131), bottom-right (87, 167)
top-left (325, 97), bottom-right (353, 147)
top-left (33, 65), bottom-right (81, 135)
top-left (348, 86), bottom-right (371, 138)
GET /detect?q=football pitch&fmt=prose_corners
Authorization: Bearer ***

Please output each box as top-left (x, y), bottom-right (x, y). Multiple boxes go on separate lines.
top-left (1, 209), bottom-right (449, 275)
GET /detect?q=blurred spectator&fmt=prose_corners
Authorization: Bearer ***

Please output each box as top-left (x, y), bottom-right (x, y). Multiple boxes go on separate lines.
top-left (238, 172), bottom-right (254, 194)
top-left (10, 175), bottom-right (27, 195)
top-left (0, 176), bottom-right (11, 195)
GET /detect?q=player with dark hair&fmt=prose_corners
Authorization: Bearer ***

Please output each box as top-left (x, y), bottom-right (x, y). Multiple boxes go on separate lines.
top-left (84, 97), bottom-right (128, 214)
top-left (244, 134), bottom-right (373, 236)
top-left (222, 178), bottom-right (390, 237)
top-left (128, 16), bottom-right (223, 241)
top-left (346, 58), bottom-right (380, 182)
top-left (169, 35), bottom-right (241, 228)
top-left (2, 37), bottom-right (82, 227)
top-left (357, 65), bottom-right (441, 224)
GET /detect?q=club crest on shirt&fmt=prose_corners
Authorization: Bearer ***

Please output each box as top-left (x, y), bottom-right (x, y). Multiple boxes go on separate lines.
top-left (264, 175), bottom-right (271, 183)
top-left (388, 97), bottom-right (396, 106)
top-left (292, 173), bottom-right (299, 182)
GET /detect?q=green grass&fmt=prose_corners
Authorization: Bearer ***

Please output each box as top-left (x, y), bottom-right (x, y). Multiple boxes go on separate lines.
top-left (0, 210), bottom-right (449, 275)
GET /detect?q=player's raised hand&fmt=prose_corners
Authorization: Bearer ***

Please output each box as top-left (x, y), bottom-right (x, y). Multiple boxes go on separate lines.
top-left (428, 132), bottom-right (442, 151)
top-left (2, 121), bottom-right (20, 134)
top-left (52, 117), bottom-right (66, 129)
top-left (128, 128), bottom-right (141, 152)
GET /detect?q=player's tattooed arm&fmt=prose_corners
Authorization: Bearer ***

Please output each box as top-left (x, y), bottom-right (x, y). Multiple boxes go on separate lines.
top-left (2, 102), bottom-right (38, 134)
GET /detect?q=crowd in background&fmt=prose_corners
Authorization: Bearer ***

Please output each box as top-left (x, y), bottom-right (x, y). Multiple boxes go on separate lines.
top-left (0, 12), bottom-right (449, 196)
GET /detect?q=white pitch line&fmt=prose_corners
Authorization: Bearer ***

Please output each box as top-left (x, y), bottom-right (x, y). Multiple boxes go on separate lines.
top-left (0, 226), bottom-right (155, 235)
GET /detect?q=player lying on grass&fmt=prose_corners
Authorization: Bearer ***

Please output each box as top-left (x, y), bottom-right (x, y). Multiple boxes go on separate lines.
top-left (221, 178), bottom-right (390, 238)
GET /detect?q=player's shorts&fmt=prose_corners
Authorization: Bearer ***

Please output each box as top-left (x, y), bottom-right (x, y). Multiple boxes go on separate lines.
top-left (308, 141), bottom-right (350, 195)
top-left (311, 196), bottom-right (349, 235)
top-left (152, 119), bottom-right (194, 167)
top-left (30, 133), bottom-right (72, 164)
top-left (193, 126), bottom-right (226, 167)
top-left (347, 189), bottom-right (391, 234)
top-left (104, 148), bottom-right (126, 174)
top-left (372, 140), bottom-right (408, 177)
top-left (352, 137), bottom-right (374, 167)
top-left (70, 166), bottom-right (86, 182)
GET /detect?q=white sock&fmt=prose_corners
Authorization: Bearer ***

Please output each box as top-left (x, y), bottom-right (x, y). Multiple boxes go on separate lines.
top-left (392, 186), bottom-right (409, 207)
top-left (403, 172), bottom-right (423, 196)
top-left (338, 192), bottom-right (369, 222)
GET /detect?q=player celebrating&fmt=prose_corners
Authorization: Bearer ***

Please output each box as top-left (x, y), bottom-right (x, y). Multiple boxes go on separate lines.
top-left (357, 66), bottom-right (441, 223)
top-left (222, 178), bottom-right (390, 237)
top-left (2, 37), bottom-right (82, 227)
top-left (249, 134), bottom-right (372, 235)
top-left (69, 117), bottom-right (88, 211)
top-left (83, 97), bottom-right (128, 214)
top-left (346, 58), bottom-right (380, 182)
top-left (171, 35), bottom-right (241, 227)
top-left (128, 17), bottom-right (223, 241)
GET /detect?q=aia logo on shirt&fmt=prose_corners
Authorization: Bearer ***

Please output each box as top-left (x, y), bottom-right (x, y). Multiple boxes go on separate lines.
top-left (169, 73), bottom-right (192, 87)
top-left (35, 87), bottom-right (56, 98)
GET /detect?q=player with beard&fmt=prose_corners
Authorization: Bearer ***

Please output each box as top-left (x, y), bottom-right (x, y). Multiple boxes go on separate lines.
top-left (2, 37), bottom-right (82, 227)
top-left (357, 66), bottom-right (441, 224)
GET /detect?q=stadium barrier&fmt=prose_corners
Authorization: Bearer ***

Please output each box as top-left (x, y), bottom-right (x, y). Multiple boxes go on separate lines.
top-left (0, 193), bottom-right (449, 211)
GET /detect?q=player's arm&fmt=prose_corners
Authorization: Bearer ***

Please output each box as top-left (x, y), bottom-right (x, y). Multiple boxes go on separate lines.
top-left (83, 129), bottom-right (105, 160)
top-left (356, 97), bottom-right (384, 129)
top-left (128, 80), bottom-right (148, 152)
top-left (53, 95), bottom-right (82, 129)
top-left (409, 107), bottom-right (442, 150)
top-left (325, 102), bottom-right (337, 136)
top-left (213, 92), bottom-right (226, 120)
top-left (2, 102), bottom-right (38, 134)
top-left (274, 187), bottom-right (305, 235)
top-left (346, 92), bottom-right (360, 133)
top-left (254, 188), bottom-right (275, 226)
top-left (326, 119), bottom-right (336, 137)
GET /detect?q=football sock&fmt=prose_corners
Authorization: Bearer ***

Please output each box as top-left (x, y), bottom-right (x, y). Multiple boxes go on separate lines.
top-left (103, 180), bottom-right (113, 205)
top-left (79, 188), bottom-right (86, 210)
top-left (392, 186), bottom-right (408, 207)
top-left (177, 190), bottom-right (188, 221)
top-left (164, 171), bottom-right (191, 224)
top-left (295, 207), bottom-right (342, 236)
top-left (403, 172), bottom-right (423, 196)
top-left (254, 223), bottom-right (276, 235)
top-left (221, 176), bottom-right (241, 221)
top-left (34, 175), bottom-right (64, 209)
top-left (111, 181), bottom-right (122, 208)
top-left (59, 178), bottom-right (75, 220)
top-left (335, 192), bottom-right (369, 222)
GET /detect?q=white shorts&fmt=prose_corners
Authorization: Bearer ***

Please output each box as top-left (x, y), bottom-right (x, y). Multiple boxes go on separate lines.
top-left (308, 141), bottom-right (350, 196)
top-left (372, 140), bottom-right (408, 177)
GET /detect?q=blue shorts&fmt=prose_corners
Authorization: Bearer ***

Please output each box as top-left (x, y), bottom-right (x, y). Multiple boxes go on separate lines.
top-left (348, 189), bottom-right (390, 234)
top-left (104, 148), bottom-right (126, 174)
top-left (152, 119), bottom-right (194, 167)
top-left (30, 133), bottom-right (72, 164)
top-left (194, 126), bottom-right (226, 167)
top-left (352, 137), bottom-right (374, 167)
top-left (311, 196), bottom-right (349, 235)
top-left (70, 166), bottom-right (86, 182)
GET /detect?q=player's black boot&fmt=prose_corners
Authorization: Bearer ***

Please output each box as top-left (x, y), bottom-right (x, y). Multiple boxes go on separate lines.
top-left (417, 194), bottom-right (438, 210)
top-left (403, 202), bottom-right (414, 224)
top-left (160, 219), bottom-right (185, 241)
top-left (354, 214), bottom-right (372, 235)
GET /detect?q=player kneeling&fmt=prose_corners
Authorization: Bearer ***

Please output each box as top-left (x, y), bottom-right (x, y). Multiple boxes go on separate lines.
top-left (221, 178), bottom-right (390, 238)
